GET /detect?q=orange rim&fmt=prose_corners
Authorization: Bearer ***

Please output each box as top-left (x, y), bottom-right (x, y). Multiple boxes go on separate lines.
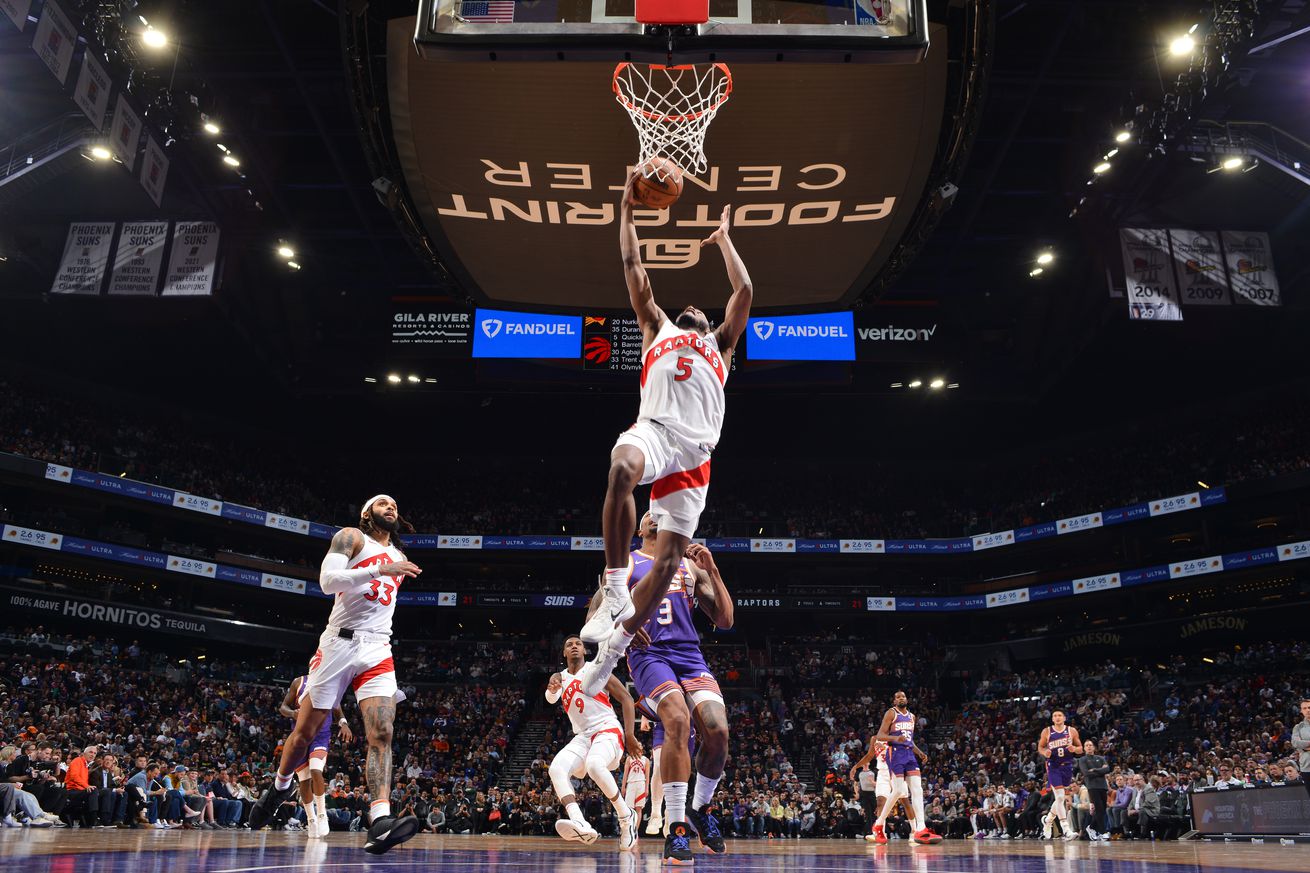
top-left (612, 62), bottom-right (733, 123)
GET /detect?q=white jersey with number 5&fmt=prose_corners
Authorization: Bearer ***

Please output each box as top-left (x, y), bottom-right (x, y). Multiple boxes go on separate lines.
top-left (639, 319), bottom-right (728, 451)
top-left (560, 664), bottom-right (622, 737)
top-left (325, 533), bottom-right (405, 636)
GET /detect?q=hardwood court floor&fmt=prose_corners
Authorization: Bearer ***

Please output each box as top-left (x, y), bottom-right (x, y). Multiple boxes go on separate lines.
top-left (3, 831), bottom-right (1309, 873)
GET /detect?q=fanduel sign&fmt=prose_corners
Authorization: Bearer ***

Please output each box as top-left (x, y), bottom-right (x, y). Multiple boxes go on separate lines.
top-left (471, 308), bottom-right (581, 359)
top-left (745, 312), bottom-right (855, 361)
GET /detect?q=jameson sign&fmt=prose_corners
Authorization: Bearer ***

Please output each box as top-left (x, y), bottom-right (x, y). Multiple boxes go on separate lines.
top-left (3, 587), bottom-right (313, 648)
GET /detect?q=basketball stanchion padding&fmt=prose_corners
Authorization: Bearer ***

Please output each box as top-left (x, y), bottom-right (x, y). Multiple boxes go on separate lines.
top-left (635, 0), bottom-right (710, 25)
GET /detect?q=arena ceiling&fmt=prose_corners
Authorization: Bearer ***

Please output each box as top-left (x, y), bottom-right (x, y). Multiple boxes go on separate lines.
top-left (0, 0), bottom-right (1307, 411)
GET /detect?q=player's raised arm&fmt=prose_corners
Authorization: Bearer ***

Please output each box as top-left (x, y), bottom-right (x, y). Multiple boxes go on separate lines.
top-left (318, 527), bottom-right (419, 594)
top-left (605, 675), bottom-right (642, 756)
top-left (620, 172), bottom-right (664, 339)
top-left (278, 678), bottom-right (301, 719)
top-left (848, 734), bottom-right (879, 780)
top-left (686, 543), bottom-right (733, 630)
top-left (703, 205), bottom-right (754, 352)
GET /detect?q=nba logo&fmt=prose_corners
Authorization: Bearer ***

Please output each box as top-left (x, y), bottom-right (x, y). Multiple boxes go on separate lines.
top-left (87, 80), bottom-right (99, 103)
top-left (48, 30), bottom-right (62, 52)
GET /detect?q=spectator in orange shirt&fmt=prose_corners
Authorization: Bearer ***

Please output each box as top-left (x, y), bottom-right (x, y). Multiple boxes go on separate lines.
top-left (62, 745), bottom-right (97, 826)
top-left (434, 735), bottom-right (451, 754)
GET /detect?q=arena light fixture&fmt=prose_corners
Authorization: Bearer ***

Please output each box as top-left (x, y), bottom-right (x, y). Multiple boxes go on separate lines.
top-left (1197, 480), bottom-right (1210, 489)
top-left (142, 26), bottom-right (169, 50)
top-left (1114, 130), bottom-right (1132, 143)
top-left (424, 378), bottom-right (438, 383)
top-left (1036, 251), bottom-right (1054, 266)
top-left (364, 377), bottom-right (377, 383)
top-left (203, 121), bottom-right (221, 135)
top-left (1029, 267), bottom-right (1044, 277)
top-left (889, 382), bottom-right (904, 388)
top-left (276, 244), bottom-right (295, 259)
top-left (908, 379), bottom-right (922, 389)
top-left (947, 383), bottom-right (960, 389)
top-left (222, 154), bottom-right (240, 167)
top-left (1104, 148), bottom-right (1119, 159)
top-left (1092, 161), bottom-right (1112, 174)
top-left (386, 373), bottom-right (401, 384)
top-left (286, 261), bottom-right (301, 271)
top-left (407, 374), bottom-right (420, 383)
top-left (929, 378), bottom-right (945, 389)
top-left (89, 146), bottom-right (113, 161)
top-left (1220, 156), bottom-right (1244, 171)
top-left (1169, 33), bottom-right (1196, 56)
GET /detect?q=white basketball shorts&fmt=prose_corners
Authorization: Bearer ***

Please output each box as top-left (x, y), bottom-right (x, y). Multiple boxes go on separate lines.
top-left (614, 420), bottom-right (711, 539)
top-left (304, 629), bottom-right (397, 710)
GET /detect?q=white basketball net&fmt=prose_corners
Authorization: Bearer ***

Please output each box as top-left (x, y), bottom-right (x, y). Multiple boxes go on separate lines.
top-left (613, 62), bottom-right (733, 181)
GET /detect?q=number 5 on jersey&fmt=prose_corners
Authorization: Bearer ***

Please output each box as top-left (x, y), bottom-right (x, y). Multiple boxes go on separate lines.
top-left (674, 357), bottom-right (694, 381)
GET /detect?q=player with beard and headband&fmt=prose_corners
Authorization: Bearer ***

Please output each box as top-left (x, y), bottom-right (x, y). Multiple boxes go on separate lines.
top-left (584, 511), bottom-right (734, 863)
top-left (249, 495), bottom-right (422, 856)
top-left (577, 170), bottom-right (751, 723)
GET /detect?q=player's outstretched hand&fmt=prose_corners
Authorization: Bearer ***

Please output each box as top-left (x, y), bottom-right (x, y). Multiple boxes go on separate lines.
top-left (339, 721), bottom-right (354, 744)
top-left (625, 733), bottom-right (643, 757)
top-left (384, 561), bottom-right (422, 579)
top-left (700, 205), bottom-right (731, 247)
top-left (685, 542), bottom-right (717, 571)
top-left (631, 627), bottom-right (653, 650)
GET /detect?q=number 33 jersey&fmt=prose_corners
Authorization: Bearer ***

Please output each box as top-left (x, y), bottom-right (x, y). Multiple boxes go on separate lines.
top-left (638, 319), bottom-right (728, 452)
top-left (325, 533), bottom-right (406, 635)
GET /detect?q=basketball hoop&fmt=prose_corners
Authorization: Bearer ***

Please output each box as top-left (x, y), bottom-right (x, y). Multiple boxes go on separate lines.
top-left (613, 62), bottom-right (732, 182)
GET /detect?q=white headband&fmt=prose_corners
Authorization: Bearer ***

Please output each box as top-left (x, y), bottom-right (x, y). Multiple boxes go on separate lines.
top-left (361, 494), bottom-right (397, 517)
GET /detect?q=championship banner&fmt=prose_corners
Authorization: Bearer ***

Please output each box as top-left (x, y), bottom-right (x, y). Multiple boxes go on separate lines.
top-left (107, 220), bottom-right (168, 295)
top-left (51, 221), bottom-right (115, 295)
top-left (161, 221), bottom-right (220, 295)
top-left (73, 49), bottom-right (112, 130)
top-left (1221, 231), bottom-right (1281, 306)
top-left (1, 0), bottom-right (32, 32)
top-left (1168, 230), bottom-right (1231, 306)
top-left (109, 93), bottom-right (143, 172)
top-left (31, 0), bottom-right (75, 84)
top-left (139, 134), bottom-right (170, 207)
top-left (1120, 228), bottom-right (1182, 321)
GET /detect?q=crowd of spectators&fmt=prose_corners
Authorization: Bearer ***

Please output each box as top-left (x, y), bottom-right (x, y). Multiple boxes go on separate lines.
top-left (3, 621), bottom-right (1309, 841)
top-left (5, 377), bottom-right (1310, 540)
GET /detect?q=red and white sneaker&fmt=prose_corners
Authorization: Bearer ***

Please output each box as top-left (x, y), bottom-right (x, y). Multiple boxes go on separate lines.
top-left (865, 825), bottom-right (888, 844)
top-left (912, 828), bottom-right (944, 845)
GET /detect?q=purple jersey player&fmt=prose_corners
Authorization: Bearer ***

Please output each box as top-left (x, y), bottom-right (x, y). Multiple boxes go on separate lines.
top-left (872, 690), bottom-right (941, 844)
top-left (585, 512), bottom-right (733, 856)
top-left (636, 693), bottom-right (698, 836)
top-left (1038, 709), bottom-right (1083, 840)
top-left (278, 674), bottom-right (352, 839)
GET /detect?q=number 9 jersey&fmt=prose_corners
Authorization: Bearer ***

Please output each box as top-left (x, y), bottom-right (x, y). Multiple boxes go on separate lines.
top-left (326, 533), bottom-right (407, 636)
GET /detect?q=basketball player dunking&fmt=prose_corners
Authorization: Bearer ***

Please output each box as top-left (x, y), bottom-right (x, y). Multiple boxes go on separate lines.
top-left (249, 495), bottom-right (422, 855)
top-left (586, 511), bottom-right (733, 862)
top-left (545, 636), bottom-right (643, 851)
top-left (278, 673), bottom-right (354, 838)
top-left (871, 690), bottom-right (943, 845)
top-left (1038, 709), bottom-right (1083, 841)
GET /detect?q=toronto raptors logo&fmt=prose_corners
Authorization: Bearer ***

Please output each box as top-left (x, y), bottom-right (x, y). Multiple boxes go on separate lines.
top-left (309, 649), bottom-right (324, 672)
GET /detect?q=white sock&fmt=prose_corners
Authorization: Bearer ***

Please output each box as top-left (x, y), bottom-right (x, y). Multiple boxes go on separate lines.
top-left (908, 775), bottom-right (926, 829)
top-left (691, 773), bottom-right (721, 811)
top-left (566, 801), bottom-right (585, 824)
top-left (371, 800), bottom-right (391, 820)
top-left (607, 624), bottom-right (636, 657)
top-left (610, 793), bottom-right (631, 818)
top-left (604, 560), bottom-right (633, 596)
top-left (314, 794), bottom-right (326, 820)
top-left (275, 773), bottom-right (294, 791)
top-left (664, 781), bottom-right (688, 825)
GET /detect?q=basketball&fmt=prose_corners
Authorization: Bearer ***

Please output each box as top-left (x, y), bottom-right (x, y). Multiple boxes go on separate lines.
top-left (631, 157), bottom-right (684, 209)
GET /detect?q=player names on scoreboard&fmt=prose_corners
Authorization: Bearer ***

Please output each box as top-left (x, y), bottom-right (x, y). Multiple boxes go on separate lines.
top-left (582, 315), bottom-right (644, 372)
